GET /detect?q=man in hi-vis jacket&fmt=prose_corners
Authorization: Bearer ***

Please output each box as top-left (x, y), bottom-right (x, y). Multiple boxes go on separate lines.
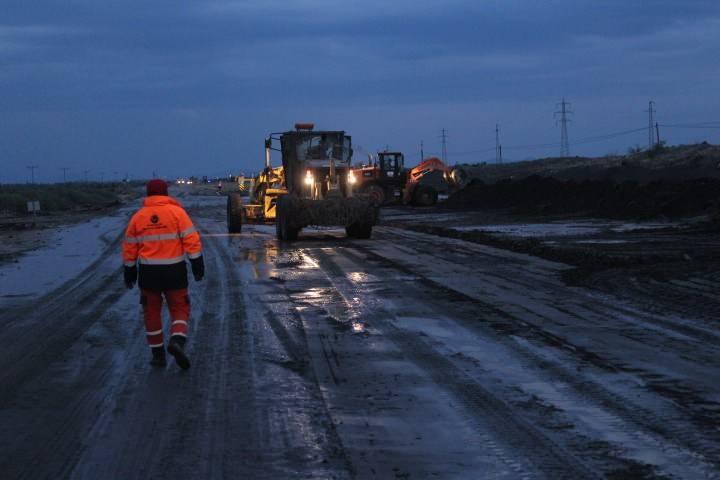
top-left (122, 179), bottom-right (204, 369)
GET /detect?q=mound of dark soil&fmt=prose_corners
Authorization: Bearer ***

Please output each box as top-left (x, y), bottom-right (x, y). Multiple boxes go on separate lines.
top-left (444, 176), bottom-right (720, 219)
top-left (465, 143), bottom-right (720, 184)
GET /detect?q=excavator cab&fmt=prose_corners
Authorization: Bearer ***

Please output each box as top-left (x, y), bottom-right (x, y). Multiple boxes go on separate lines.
top-left (378, 152), bottom-right (404, 179)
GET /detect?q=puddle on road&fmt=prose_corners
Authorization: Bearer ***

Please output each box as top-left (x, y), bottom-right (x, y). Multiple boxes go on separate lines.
top-left (0, 209), bottom-right (129, 304)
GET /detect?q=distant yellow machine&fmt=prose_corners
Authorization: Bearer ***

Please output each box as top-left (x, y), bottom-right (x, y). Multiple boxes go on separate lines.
top-left (227, 147), bottom-right (287, 233)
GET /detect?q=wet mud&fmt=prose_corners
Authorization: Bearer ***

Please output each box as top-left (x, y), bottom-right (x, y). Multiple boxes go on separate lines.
top-left (1, 198), bottom-right (718, 479)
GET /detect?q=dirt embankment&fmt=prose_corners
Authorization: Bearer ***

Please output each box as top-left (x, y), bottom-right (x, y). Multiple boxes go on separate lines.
top-left (464, 143), bottom-right (720, 184)
top-left (447, 143), bottom-right (720, 221)
top-left (444, 176), bottom-right (720, 220)
top-left (0, 183), bottom-right (142, 265)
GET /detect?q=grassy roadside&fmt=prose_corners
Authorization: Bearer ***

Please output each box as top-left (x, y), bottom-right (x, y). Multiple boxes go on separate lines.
top-left (0, 182), bottom-right (142, 216)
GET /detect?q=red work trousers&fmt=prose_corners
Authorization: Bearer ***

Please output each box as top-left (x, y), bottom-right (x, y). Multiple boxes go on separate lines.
top-left (140, 288), bottom-right (190, 348)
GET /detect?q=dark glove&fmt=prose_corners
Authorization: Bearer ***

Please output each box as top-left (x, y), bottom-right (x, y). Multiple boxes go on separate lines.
top-left (124, 265), bottom-right (137, 289)
top-left (190, 256), bottom-right (204, 282)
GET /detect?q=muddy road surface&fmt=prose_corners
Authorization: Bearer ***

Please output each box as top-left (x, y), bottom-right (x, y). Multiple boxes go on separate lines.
top-left (1, 198), bottom-right (719, 479)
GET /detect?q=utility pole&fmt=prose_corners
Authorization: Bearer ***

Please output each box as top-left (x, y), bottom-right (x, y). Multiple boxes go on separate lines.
top-left (26, 165), bottom-right (39, 184)
top-left (61, 167), bottom-right (70, 183)
top-left (655, 122), bottom-right (661, 147)
top-left (420, 140), bottom-right (424, 161)
top-left (495, 123), bottom-right (503, 164)
top-left (646, 100), bottom-right (657, 149)
top-left (440, 128), bottom-right (448, 164)
top-left (554, 98), bottom-right (572, 157)
top-left (83, 169), bottom-right (90, 182)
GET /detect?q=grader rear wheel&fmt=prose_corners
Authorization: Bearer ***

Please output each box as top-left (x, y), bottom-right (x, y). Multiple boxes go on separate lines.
top-left (346, 222), bottom-right (372, 239)
top-left (227, 193), bottom-right (243, 233)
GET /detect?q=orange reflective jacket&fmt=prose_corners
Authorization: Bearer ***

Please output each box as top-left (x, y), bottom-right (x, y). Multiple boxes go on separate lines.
top-left (123, 196), bottom-right (202, 267)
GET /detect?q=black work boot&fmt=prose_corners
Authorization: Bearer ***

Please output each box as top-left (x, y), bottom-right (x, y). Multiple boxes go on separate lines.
top-left (167, 335), bottom-right (191, 370)
top-left (150, 346), bottom-right (166, 367)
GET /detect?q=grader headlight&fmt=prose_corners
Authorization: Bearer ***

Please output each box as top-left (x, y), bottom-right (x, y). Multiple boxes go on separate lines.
top-left (347, 170), bottom-right (357, 185)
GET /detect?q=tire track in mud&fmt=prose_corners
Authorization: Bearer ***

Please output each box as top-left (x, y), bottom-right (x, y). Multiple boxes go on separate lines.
top-left (0, 224), bottom-right (164, 479)
top-left (339, 243), bottom-right (720, 477)
top-left (129, 229), bottom-right (261, 480)
top-left (135, 218), bottom-right (352, 479)
top-left (371, 229), bottom-right (720, 406)
top-left (381, 228), bottom-right (720, 347)
top-left (224, 230), bottom-right (356, 478)
top-left (0, 299), bottom-right (147, 478)
top-left (7, 316), bottom-right (150, 480)
top-left (303, 247), bottom-right (602, 480)
top-left (377, 227), bottom-right (720, 351)
top-left (0, 234), bottom-right (128, 406)
top-left (2, 223), bottom-right (231, 479)
top-left (77, 248), bottom-right (225, 480)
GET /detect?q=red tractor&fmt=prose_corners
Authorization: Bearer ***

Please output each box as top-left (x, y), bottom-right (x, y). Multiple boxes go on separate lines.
top-left (353, 152), bottom-right (468, 206)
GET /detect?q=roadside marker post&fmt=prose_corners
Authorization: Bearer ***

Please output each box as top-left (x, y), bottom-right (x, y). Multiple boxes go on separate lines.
top-left (27, 201), bottom-right (40, 216)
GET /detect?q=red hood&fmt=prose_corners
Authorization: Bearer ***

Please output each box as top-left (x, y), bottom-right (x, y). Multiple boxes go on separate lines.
top-left (143, 196), bottom-right (182, 208)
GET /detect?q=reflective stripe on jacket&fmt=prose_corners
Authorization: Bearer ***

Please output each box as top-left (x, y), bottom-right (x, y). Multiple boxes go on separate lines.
top-left (123, 196), bottom-right (202, 268)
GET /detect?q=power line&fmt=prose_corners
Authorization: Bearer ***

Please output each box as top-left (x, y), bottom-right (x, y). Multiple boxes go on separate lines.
top-left (660, 124), bottom-right (720, 129)
top-left (450, 126), bottom-right (648, 156)
top-left (60, 167), bottom-right (70, 183)
top-left (571, 127), bottom-right (648, 146)
top-left (554, 98), bottom-right (573, 157)
top-left (660, 121), bottom-right (720, 127)
top-left (426, 119), bottom-right (717, 162)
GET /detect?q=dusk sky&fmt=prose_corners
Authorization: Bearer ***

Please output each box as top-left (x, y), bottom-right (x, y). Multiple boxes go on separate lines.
top-left (2, 0), bottom-right (719, 183)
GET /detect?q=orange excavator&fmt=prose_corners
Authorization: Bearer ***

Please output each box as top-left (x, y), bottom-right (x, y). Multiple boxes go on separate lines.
top-left (402, 156), bottom-right (468, 206)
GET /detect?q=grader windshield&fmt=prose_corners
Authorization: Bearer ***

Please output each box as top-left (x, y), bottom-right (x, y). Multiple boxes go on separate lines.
top-left (295, 133), bottom-right (351, 166)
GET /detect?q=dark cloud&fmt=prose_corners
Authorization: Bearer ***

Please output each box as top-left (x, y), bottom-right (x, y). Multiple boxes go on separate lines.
top-left (1, 1), bottom-right (719, 182)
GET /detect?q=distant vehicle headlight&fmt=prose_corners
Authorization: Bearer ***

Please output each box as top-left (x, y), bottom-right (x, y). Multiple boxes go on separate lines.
top-left (304, 170), bottom-right (314, 186)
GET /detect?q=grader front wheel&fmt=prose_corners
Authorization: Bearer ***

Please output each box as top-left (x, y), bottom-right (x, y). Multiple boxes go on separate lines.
top-left (346, 222), bottom-right (372, 239)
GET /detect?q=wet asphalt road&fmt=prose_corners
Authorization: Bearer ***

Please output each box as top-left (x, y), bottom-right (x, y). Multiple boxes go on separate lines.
top-left (1, 200), bottom-right (719, 479)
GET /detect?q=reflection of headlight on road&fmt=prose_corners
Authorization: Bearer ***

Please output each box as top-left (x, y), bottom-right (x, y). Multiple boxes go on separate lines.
top-left (304, 170), bottom-right (314, 185)
top-left (348, 170), bottom-right (357, 184)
